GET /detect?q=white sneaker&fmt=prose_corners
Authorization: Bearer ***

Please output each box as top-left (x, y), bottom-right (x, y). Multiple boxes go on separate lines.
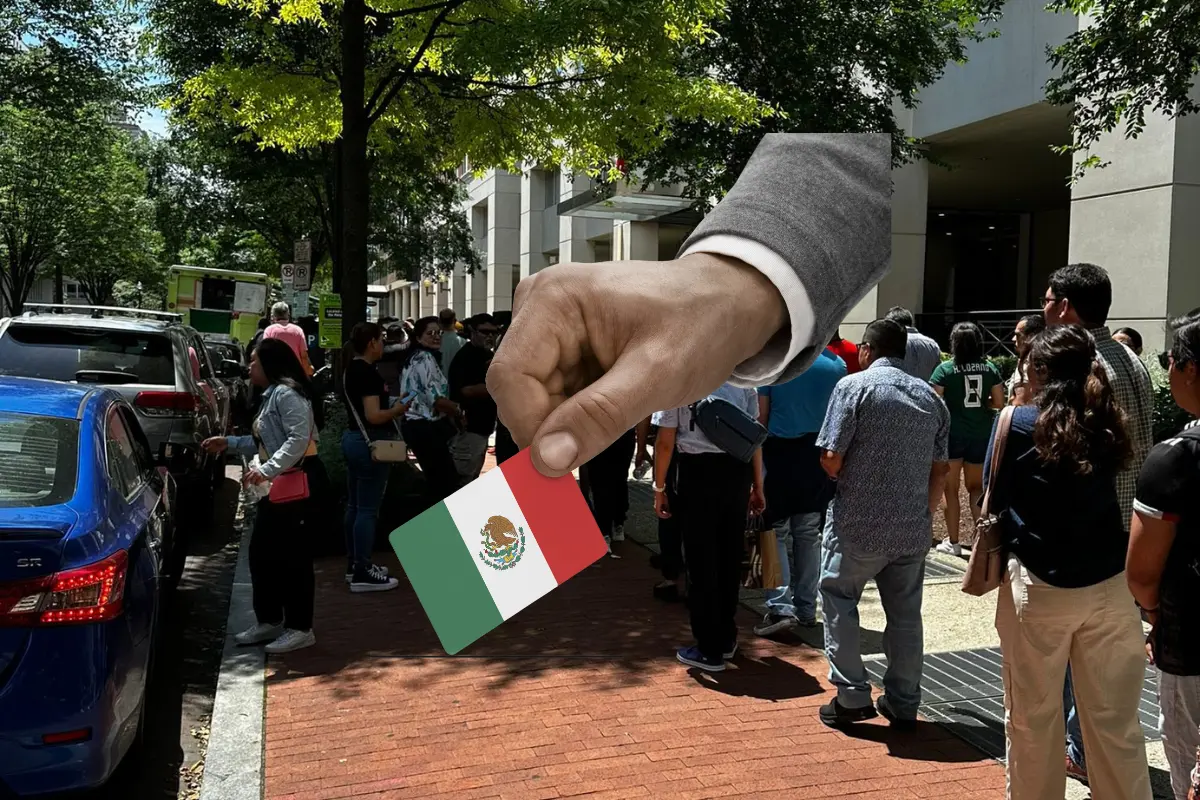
top-left (935, 540), bottom-right (962, 557)
top-left (604, 536), bottom-right (622, 559)
top-left (265, 629), bottom-right (316, 654)
top-left (612, 525), bottom-right (625, 542)
top-left (235, 622), bottom-right (283, 646)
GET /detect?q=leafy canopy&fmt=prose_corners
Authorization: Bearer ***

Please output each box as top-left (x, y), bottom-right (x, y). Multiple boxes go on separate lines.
top-left (170, 0), bottom-right (768, 179)
top-left (1045, 0), bottom-right (1200, 180)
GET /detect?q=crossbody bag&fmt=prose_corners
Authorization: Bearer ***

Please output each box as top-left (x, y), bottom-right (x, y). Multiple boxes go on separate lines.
top-left (344, 375), bottom-right (408, 463)
top-left (688, 396), bottom-right (768, 463)
top-left (961, 405), bottom-right (1014, 596)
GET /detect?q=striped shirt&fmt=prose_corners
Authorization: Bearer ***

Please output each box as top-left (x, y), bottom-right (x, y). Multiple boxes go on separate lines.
top-left (1089, 326), bottom-right (1154, 533)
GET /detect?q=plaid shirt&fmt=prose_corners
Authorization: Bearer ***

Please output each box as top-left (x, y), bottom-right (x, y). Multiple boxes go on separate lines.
top-left (1090, 326), bottom-right (1154, 532)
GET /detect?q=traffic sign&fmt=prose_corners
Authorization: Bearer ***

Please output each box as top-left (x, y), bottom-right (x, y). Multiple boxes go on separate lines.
top-left (281, 263), bottom-right (295, 290)
top-left (294, 262), bottom-right (311, 292)
top-left (294, 240), bottom-right (312, 265)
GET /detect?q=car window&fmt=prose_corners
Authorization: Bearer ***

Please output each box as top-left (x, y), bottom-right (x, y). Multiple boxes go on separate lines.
top-left (105, 407), bottom-right (143, 497)
top-left (0, 325), bottom-right (176, 386)
top-left (0, 412), bottom-right (79, 507)
top-left (119, 406), bottom-right (156, 476)
top-left (191, 336), bottom-right (217, 379)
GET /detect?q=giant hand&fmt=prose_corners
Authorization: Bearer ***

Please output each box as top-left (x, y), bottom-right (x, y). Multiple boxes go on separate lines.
top-left (487, 253), bottom-right (786, 477)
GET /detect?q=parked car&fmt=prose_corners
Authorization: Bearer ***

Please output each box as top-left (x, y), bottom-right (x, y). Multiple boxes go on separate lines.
top-left (0, 377), bottom-right (174, 796)
top-left (205, 339), bottom-right (251, 429)
top-left (0, 305), bottom-right (233, 580)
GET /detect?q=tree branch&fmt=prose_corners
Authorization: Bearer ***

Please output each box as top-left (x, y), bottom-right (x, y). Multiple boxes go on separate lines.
top-left (366, 0), bottom-right (457, 21)
top-left (365, 0), bottom-right (467, 123)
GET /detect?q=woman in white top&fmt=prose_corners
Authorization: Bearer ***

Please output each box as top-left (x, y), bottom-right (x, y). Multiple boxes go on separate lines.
top-left (399, 316), bottom-right (464, 506)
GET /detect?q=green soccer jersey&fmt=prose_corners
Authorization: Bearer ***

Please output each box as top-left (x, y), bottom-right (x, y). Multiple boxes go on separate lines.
top-left (930, 359), bottom-right (1002, 440)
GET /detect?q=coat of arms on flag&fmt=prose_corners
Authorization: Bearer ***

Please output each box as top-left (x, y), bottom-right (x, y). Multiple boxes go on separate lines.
top-left (478, 516), bottom-right (525, 570)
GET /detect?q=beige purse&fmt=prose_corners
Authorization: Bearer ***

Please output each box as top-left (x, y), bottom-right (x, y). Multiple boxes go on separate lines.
top-left (961, 405), bottom-right (1014, 597)
top-left (344, 378), bottom-right (408, 463)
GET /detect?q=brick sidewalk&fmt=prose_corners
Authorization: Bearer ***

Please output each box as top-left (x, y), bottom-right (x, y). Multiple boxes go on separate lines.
top-left (262, 518), bottom-right (1006, 799)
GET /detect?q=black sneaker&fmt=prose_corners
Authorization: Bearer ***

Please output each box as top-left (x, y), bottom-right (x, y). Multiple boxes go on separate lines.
top-left (876, 696), bottom-right (917, 730)
top-left (350, 566), bottom-right (399, 593)
top-left (345, 563), bottom-right (389, 584)
top-left (753, 613), bottom-right (797, 637)
top-left (819, 697), bottom-right (878, 728)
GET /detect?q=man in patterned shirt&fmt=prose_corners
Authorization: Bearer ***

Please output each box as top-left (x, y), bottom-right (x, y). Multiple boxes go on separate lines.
top-left (1044, 262), bottom-right (1154, 782)
top-left (815, 319), bottom-right (950, 728)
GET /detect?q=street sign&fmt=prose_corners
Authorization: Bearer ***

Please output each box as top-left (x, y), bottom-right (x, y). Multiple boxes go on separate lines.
top-left (294, 240), bottom-right (312, 265)
top-left (292, 291), bottom-right (310, 317)
top-left (281, 263), bottom-right (295, 290)
top-left (294, 262), bottom-right (311, 292)
top-left (318, 293), bottom-right (342, 348)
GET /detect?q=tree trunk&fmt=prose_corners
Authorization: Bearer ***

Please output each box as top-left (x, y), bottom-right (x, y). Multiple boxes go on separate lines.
top-left (338, 0), bottom-right (369, 338)
top-left (54, 263), bottom-right (63, 304)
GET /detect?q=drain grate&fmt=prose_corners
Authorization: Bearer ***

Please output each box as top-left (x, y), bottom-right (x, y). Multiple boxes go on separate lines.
top-left (864, 647), bottom-right (1161, 759)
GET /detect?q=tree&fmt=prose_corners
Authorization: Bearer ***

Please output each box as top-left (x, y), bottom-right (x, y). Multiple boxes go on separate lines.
top-left (1045, 1), bottom-right (1200, 180)
top-left (633, 0), bottom-right (1005, 206)
top-left (1, 0), bottom-right (140, 113)
top-left (160, 0), bottom-right (765, 332)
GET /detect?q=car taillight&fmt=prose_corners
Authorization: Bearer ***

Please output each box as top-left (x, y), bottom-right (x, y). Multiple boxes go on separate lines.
top-left (135, 391), bottom-right (197, 416)
top-left (0, 550), bottom-right (128, 627)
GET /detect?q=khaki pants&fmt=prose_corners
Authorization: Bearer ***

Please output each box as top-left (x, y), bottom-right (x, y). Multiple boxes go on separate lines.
top-left (996, 565), bottom-right (1151, 800)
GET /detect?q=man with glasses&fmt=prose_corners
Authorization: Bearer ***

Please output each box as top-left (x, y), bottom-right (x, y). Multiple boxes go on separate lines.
top-left (1043, 262), bottom-right (1153, 785)
top-left (448, 313), bottom-right (501, 484)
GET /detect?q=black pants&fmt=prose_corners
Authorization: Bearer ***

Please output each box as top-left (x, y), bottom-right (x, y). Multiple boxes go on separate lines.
top-left (494, 420), bottom-right (519, 465)
top-left (658, 458), bottom-right (683, 580)
top-left (676, 452), bottom-right (752, 659)
top-left (402, 417), bottom-right (460, 508)
top-left (249, 458), bottom-right (321, 631)
top-left (586, 429), bottom-right (635, 536)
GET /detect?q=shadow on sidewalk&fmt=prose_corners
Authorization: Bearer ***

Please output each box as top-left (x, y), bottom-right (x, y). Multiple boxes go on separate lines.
top-left (686, 654), bottom-right (824, 701)
top-left (838, 719), bottom-right (997, 764)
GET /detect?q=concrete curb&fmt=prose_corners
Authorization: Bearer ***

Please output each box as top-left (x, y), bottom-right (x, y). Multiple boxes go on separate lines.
top-left (199, 518), bottom-right (264, 800)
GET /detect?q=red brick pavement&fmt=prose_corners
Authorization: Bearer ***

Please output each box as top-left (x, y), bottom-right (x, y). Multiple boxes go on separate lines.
top-left (261, 499), bottom-right (1007, 800)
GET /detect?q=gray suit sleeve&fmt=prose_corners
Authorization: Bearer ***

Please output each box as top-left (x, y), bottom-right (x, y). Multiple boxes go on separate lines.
top-left (679, 133), bottom-right (893, 385)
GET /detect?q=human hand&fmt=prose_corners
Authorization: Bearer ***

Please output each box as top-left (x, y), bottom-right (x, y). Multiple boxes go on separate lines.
top-left (201, 437), bottom-right (228, 454)
top-left (487, 254), bottom-right (786, 477)
top-left (242, 468), bottom-right (267, 486)
top-left (654, 490), bottom-right (671, 519)
top-left (749, 485), bottom-right (766, 516)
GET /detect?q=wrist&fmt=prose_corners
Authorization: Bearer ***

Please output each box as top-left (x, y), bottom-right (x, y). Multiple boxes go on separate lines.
top-left (676, 253), bottom-right (787, 357)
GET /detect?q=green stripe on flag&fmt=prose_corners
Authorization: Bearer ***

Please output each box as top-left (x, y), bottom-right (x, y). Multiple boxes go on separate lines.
top-left (389, 501), bottom-right (502, 654)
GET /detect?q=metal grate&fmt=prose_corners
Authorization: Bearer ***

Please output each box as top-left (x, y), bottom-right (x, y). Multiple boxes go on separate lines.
top-left (864, 647), bottom-right (1161, 760)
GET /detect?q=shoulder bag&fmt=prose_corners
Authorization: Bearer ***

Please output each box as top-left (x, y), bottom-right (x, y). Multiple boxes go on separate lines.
top-left (961, 405), bottom-right (1014, 596)
top-left (344, 374), bottom-right (408, 463)
top-left (689, 396), bottom-right (768, 463)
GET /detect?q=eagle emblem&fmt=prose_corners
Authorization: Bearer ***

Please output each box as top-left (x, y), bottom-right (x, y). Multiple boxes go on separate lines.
top-left (478, 515), bottom-right (526, 571)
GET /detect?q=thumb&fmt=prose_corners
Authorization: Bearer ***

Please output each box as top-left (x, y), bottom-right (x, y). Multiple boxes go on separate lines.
top-left (529, 353), bottom-right (676, 478)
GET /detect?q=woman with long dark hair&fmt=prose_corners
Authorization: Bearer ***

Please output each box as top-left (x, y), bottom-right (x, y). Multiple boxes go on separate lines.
top-left (400, 316), bottom-right (464, 506)
top-left (342, 322), bottom-right (404, 593)
top-left (1126, 309), bottom-right (1200, 799)
top-left (985, 325), bottom-right (1150, 798)
top-left (201, 338), bottom-right (326, 654)
top-left (929, 321), bottom-right (1004, 555)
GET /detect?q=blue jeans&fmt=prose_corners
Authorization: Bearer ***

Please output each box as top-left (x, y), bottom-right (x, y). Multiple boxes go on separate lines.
top-left (1065, 666), bottom-right (1086, 767)
top-left (342, 431), bottom-right (390, 571)
top-left (820, 514), bottom-right (926, 718)
top-left (764, 512), bottom-right (822, 622)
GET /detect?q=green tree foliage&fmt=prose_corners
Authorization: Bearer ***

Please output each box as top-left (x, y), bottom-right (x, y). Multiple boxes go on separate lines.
top-left (157, 0), bottom-right (766, 330)
top-left (1045, 1), bottom-right (1200, 180)
top-left (0, 105), bottom-right (159, 311)
top-left (634, 0), bottom-right (1006, 206)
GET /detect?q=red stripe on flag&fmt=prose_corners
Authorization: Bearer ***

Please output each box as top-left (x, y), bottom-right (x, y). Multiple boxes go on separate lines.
top-left (501, 449), bottom-right (608, 584)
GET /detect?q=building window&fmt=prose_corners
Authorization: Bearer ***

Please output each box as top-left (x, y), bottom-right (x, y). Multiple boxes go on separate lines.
top-left (544, 169), bottom-right (560, 209)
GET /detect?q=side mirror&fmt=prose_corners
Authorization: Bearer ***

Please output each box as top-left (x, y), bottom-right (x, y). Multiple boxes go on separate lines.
top-left (220, 359), bottom-right (242, 379)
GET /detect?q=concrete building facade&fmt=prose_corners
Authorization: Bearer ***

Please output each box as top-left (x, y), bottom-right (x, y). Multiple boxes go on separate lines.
top-left (380, 0), bottom-right (1200, 352)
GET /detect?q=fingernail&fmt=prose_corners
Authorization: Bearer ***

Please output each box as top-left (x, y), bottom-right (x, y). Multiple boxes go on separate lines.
top-left (538, 431), bottom-right (579, 473)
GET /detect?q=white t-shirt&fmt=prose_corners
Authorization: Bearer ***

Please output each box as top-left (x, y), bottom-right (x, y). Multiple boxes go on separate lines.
top-left (652, 383), bottom-right (760, 455)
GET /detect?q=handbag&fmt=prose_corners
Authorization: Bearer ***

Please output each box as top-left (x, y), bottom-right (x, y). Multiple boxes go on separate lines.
top-left (269, 467), bottom-right (310, 503)
top-left (742, 512), bottom-right (782, 589)
top-left (961, 405), bottom-right (1014, 597)
top-left (689, 396), bottom-right (768, 463)
top-left (344, 374), bottom-right (408, 463)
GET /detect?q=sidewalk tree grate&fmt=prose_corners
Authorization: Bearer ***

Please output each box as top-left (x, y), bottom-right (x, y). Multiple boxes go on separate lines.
top-left (863, 646), bottom-right (1162, 760)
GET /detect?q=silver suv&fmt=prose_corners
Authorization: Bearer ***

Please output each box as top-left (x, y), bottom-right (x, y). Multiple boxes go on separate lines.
top-left (0, 306), bottom-right (232, 542)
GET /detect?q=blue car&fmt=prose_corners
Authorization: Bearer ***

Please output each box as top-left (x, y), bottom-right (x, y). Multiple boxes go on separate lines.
top-left (0, 377), bottom-right (175, 796)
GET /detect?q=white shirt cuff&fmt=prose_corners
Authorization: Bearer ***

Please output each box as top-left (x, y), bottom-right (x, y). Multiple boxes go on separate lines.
top-left (679, 234), bottom-right (815, 386)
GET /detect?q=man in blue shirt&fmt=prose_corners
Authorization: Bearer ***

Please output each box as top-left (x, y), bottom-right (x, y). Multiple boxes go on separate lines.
top-left (815, 319), bottom-right (950, 729)
top-left (754, 348), bottom-right (846, 636)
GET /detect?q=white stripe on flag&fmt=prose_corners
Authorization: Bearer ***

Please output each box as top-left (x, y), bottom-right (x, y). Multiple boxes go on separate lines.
top-left (442, 466), bottom-right (559, 620)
